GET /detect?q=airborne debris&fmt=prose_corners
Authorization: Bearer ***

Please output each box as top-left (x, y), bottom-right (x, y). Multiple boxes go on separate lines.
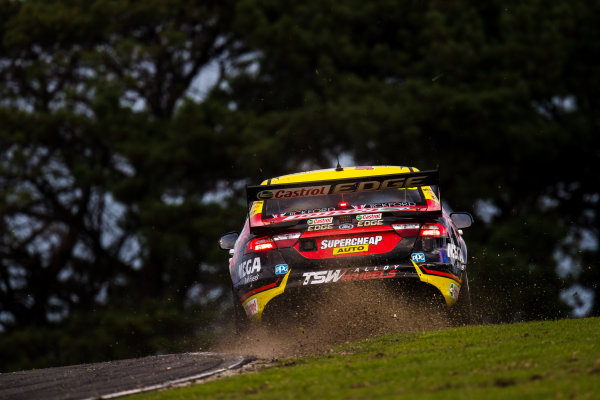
top-left (214, 284), bottom-right (450, 359)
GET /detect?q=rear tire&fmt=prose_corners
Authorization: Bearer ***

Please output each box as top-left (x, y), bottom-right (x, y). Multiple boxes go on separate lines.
top-left (450, 272), bottom-right (473, 325)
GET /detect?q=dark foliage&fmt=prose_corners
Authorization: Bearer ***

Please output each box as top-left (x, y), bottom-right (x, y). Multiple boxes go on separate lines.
top-left (0, 0), bottom-right (598, 371)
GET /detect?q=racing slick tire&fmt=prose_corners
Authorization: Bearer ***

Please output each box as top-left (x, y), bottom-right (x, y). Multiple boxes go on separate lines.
top-left (449, 272), bottom-right (473, 326)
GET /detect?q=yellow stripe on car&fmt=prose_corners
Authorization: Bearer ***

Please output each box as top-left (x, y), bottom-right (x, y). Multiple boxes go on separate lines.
top-left (411, 259), bottom-right (460, 306)
top-left (242, 270), bottom-right (291, 321)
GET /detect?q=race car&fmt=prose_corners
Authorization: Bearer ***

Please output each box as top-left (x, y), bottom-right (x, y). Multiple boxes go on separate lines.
top-left (219, 166), bottom-right (474, 330)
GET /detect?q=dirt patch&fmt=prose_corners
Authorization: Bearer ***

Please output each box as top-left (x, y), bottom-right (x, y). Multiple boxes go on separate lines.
top-left (214, 284), bottom-right (450, 360)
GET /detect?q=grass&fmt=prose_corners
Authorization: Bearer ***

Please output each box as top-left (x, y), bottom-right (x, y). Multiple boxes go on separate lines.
top-left (128, 317), bottom-right (600, 400)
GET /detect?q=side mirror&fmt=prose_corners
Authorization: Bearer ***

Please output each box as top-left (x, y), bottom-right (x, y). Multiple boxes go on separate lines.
top-left (450, 213), bottom-right (474, 229)
top-left (218, 232), bottom-right (239, 250)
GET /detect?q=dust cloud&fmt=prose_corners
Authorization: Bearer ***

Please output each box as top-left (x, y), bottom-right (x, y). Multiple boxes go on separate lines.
top-left (214, 284), bottom-right (450, 360)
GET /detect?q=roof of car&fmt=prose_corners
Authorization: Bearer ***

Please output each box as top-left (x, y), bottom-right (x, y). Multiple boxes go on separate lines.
top-left (262, 165), bottom-right (420, 185)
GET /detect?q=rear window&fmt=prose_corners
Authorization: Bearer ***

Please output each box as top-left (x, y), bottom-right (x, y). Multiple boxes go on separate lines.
top-left (263, 187), bottom-right (428, 217)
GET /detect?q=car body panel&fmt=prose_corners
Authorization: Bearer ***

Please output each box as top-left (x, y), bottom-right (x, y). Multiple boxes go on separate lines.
top-left (225, 166), bottom-right (470, 322)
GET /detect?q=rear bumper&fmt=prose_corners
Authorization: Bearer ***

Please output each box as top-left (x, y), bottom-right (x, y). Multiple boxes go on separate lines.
top-left (239, 260), bottom-right (464, 322)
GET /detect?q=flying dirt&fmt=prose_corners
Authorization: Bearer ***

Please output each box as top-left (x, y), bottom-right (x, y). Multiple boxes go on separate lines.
top-left (0, 284), bottom-right (453, 400)
top-left (215, 283), bottom-right (451, 359)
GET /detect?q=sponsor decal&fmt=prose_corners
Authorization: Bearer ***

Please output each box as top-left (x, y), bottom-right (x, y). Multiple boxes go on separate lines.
top-left (242, 274), bottom-right (259, 285)
top-left (280, 207), bottom-right (408, 221)
top-left (356, 213), bottom-right (382, 221)
top-left (250, 201), bottom-right (263, 217)
top-left (302, 269), bottom-right (346, 285)
top-left (320, 235), bottom-right (383, 250)
top-left (275, 264), bottom-right (289, 275)
top-left (339, 223), bottom-right (354, 230)
top-left (357, 202), bottom-right (416, 208)
top-left (411, 253), bottom-right (426, 263)
top-left (257, 185), bottom-right (330, 200)
top-left (357, 219), bottom-right (383, 227)
top-left (331, 177), bottom-right (429, 194)
top-left (302, 265), bottom-right (402, 285)
top-left (257, 190), bottom-right (273, 200)
top-left (332, 244), bottom-right (369, 255)
top-left (238, 257), bottom-right (261, 280)
top-left (449, 282), bottom-right (460, 299)
top-left (446, 243), bottom-right (465, 263)
top-left (307, 217), bottom-right (333, 225)
top-left (307, 224), bottom-right (333, 232)
top-left (249, 172), bottom-right (436, 201)
top-left (279, 208), bottom-right (335, 217)
top-left (341, 269), bottom-right (396, 282)
top-left (245, 298), bottom-right (258, 316)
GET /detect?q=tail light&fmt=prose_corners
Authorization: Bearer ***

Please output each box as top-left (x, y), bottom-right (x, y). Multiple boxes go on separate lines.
top-left (246, 233), bottom-right (301, 253)
top-left (272, 232), bottom-right (301, 248)
top-left (247, 237), bottom-right (276, 252)
top-left (392, 223), bottom-right (419, 237)
top-left (419, 223), bottom-right (448, 237)
top-left (392, 223), bottom-right (420, 231)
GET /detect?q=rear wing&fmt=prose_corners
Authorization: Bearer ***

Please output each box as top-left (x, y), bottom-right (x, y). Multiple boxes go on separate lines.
top-left (246, 170), bottom-right (441, 229)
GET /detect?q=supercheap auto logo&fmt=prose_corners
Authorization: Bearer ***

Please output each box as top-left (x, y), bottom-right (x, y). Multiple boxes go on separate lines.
top-left (332, 245), bottom-right (369, 255)
top-left (257, 185), bottom-right (331, 200)
top-left (320, 235), bottom-right (383, 255)
top-left (320, 235), bottom-right (383, 249)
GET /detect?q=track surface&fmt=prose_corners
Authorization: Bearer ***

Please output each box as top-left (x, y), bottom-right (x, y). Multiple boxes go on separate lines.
top-left (0, 352), bottom-right (246, 400)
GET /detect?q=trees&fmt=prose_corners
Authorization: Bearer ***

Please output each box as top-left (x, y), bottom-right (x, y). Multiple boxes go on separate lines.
top-left (0, 0), bottom-right (243, 370)
top-left (1, 0), bottom-right (598, 371)
top-left (220, 0), bottom-right (598, 320)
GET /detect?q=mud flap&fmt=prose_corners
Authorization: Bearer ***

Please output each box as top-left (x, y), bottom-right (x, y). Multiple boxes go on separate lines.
top-left (241, 270), bottom-right (291, 321)
top-left (411, 260), bottom-right (460, 307)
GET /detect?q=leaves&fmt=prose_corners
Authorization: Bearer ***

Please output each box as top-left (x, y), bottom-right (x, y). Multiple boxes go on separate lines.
top-left (0, 1), bottom-right (242, 369)
top-left (1, 0), bottom-right (599, 371)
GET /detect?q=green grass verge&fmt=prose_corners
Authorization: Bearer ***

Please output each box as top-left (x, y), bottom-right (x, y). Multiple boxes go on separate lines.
top-left (128, 318), bottom-right (600, 400)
